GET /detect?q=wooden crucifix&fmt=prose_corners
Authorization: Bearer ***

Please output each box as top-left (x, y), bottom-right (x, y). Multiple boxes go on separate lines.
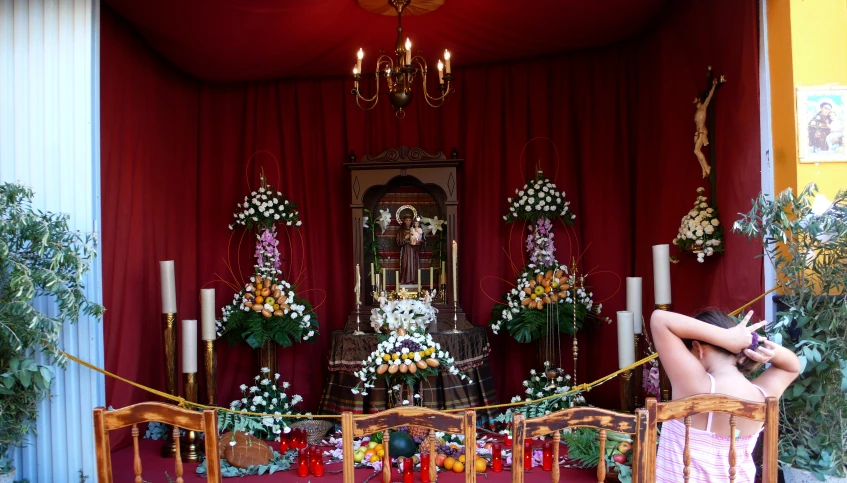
top-left (693, 66), bottom-right (727, 201)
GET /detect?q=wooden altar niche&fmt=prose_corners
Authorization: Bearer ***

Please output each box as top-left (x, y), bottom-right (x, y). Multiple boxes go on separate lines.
top-left (345, 146), bottom-right (468, 329)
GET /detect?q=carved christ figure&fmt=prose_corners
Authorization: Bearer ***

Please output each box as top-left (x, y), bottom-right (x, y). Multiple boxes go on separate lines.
top-left (693, 78), bottom-right (719, 178)
top-left (396, 215), bottom-right (423, 285)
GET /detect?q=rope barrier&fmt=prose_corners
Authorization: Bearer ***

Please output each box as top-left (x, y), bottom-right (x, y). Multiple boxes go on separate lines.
top-left (59, 286), bottom-right (777, 419)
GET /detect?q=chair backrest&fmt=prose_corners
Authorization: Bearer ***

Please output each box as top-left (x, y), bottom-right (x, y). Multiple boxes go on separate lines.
top-left (644, 395), bottom-right (779, 483)
top-left (93, 402), bottom-right (221, 483)
top-left (341, 407), bottom-right (476, 483)
top-left (511, 406), bottom-right (650, 483)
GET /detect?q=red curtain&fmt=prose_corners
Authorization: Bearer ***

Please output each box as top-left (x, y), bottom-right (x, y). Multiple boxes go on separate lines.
top-left (100, 0), bottom-right (763, 447)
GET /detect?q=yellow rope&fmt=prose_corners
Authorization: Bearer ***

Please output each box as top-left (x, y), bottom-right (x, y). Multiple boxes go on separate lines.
top-left (59, 286), bottom-right (776, 419)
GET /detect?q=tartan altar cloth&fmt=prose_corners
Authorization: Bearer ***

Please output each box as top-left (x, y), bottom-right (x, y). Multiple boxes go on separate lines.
top-left (318, 321), bottom-right (500, 423)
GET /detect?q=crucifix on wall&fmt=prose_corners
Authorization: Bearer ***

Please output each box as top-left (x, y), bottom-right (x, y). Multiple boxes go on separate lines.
top-left (693, 66), bottom-right (727, 182)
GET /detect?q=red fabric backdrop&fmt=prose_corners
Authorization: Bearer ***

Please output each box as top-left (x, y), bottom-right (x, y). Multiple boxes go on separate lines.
top-left (100, 0), bottom-right (763, 447)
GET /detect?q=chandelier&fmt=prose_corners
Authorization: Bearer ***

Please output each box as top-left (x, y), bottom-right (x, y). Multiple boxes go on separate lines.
top-left (351, 0), bottom-right (455, 118)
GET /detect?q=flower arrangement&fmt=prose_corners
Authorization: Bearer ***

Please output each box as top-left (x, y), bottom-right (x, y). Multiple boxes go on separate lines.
top-left (506, 362), bottom-right (585, 415)
top-left (503, 170), bottom-right (575, 224)
top-left (231, 182), bottom-right (300, 231)
top-left (352, 329), bottom-right (471, 397)
top-left (489, 262), bottom-right (602, 343)
top-left (672, 187), bottom-right (724, 263)
top-left (641, 332), bottom-right (660, 397)
top-left (369, 299), bottom-right (437, 334)
top-left (220, 368), bottom-right (303, 441)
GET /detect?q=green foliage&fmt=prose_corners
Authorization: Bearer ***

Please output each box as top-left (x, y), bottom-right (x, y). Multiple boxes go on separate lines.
top-left (220, 294), bottom-right (317, 349)
top-left (196, 449), bottom-right (295, 477)
top-left (561, 427), bottom-right (632, 483)
top-left (491, 296), bottom-right (595, 344)
top-left (733, 183), bottom-right (847, 478)
top-left (363, 209), bottom-right (382, 273)
top-left (0, 183), bottom-right (103, 472)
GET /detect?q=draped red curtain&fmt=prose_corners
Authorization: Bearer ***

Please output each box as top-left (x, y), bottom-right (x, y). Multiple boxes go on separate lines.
top-left (100, 0), bottom-right (763, 447)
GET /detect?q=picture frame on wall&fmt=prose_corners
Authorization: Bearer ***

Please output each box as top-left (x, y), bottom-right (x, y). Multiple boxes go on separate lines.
top-left (797, 86), bottom-right (847, 163)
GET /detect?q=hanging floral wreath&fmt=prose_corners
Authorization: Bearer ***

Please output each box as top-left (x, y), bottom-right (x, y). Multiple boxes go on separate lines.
top-left (503, 170), bottom-right (575, 224)
top-left (672, 187), bottom-right (724, 263)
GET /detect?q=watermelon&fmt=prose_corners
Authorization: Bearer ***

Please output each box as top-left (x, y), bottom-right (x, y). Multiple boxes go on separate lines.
top-left (388, 430), bottom-right (417, 458)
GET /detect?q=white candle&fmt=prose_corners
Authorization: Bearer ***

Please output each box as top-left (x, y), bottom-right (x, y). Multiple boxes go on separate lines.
top-left (452, 240), bottom-right (458, 303)
top-left (405, 38), bottom-right (412, 65)
top-left (437, 60), bottom-right (444, 84)
top-left (356, 264), bottom-right (361, 304)
top-left (626, 277), bottom-right (643, 334)
top-left (395, 270), bottom-right (400, 290)
top-left (356, 48), bottom-right (363, 72)
top-left (616, 311), bottom-right (635, 369)
top-left (200, 289), bottom-right (216, 340)
top-left (382, 268), bottom-right (386, 291)
top-left (370, 262), bottom-right (375, 286)
top-left (182, 319), bottom-right (198, 373)
top-left (652, 245), bottom-right (672, 305)
top-left (444, 50), bottom-right (451, 74)
top-left (417, 269), bottom-right (421, 294)
top-left (159, 260), bottom-right (177, 313)
top-left (429, 267), bottom-right (434, 290)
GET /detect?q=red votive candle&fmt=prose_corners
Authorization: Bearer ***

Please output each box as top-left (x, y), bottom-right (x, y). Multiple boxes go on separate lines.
top-left (504, 435), bottom-right (512, 448)
top-left (421, 453), bottom-right (431, 482)
top-left (492, 444), bottom-right (503, 472)
top-left (524, 440), bottom-right (532, 470)
top-left (279, 433), bottom-right (289, 454)
top-left (403, 457), bottom-right (413, 483)
top-left (297, 448), bottom-right (309, 477)
top-left (542, 441), bottom-right (553, 471)
top-left (312, 447), bottom-right (324, 477)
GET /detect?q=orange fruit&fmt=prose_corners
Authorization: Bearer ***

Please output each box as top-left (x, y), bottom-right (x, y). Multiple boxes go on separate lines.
top-left (452, 461), bottom-right (464, 473)
top-left (443, 457), bottom-right (456, 470)
top-left (474, 458), bottom-right (487, 473)
top-left (369, 454), bottom-right (380, 463)
top-left (458, 455), bottom-right (466, 463)
top-left (376, 449), bottom-right (385, 457)
top-left (255, 296), bottom-right (264, 304)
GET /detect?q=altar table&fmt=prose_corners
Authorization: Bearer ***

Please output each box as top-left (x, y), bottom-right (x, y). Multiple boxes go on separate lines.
top-left (318, 318), bottom-right (500, 423)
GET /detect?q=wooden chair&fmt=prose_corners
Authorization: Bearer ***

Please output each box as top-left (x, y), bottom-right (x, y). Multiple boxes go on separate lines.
top-left (93, 402), bottom-right (221, 483)
top-left (643, 395), bottom-right (779, 483)
top-left (342, 407), bottom-right (477, 483)
top-left (511, 407), bottom-right (650, 483)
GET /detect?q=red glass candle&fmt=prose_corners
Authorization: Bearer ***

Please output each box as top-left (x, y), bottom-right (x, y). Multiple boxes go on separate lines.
top-left (542, 441), bottom-right (553, 471)
top-left (279, 433), bottom-right (289, 454)
top-left (504, 435), bottom-right (512, 448)
top-left (297, 448), bottom-right (309, 477)
top-left (403, 458), bottom-right (413, 483)
top-left (524, 440), bottom-right (532, 470)
top-left (312, 447), bottom-right (324, 476)
top-left (491, 444), bottom-right (503, 472)
top-left (421, 453), bottom-right (431, 482)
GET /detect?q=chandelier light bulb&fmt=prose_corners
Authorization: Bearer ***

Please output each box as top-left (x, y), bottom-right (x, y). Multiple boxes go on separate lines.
top-left (437, 60), bottom-right (444, 84)
top-left (356, 48), bottom-right (364, 72)
top-left (405, 38), bottom-right (412, 65)
top-left (353, 66), bottom-right (358, 76)
top-left (443, 50), bottom-right (451, 74)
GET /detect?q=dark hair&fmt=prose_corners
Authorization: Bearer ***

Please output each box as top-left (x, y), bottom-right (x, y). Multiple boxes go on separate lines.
top-left (682, 309), bottom-right (761, 375)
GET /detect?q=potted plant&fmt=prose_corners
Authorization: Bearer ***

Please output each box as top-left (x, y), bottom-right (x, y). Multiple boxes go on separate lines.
top-left (733, 184), bottom-right (847, 481)
top-left (0, 183), bottom-right (103, 481)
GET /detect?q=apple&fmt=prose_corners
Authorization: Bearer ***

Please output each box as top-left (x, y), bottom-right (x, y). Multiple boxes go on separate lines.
top-left (435, 453), bottom-right (447, 467)
top-left (368, 441), bottom-right (378, 449)
top-left (613, 453), bottom-right (627, 464)
top-left (617, 442), bottom-right (632, 453)
top-left (354, 451), bottom-right (365, 463)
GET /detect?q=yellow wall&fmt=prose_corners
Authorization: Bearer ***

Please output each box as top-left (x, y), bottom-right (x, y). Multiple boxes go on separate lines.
top-left (769, 0), bottom-right (847, 199)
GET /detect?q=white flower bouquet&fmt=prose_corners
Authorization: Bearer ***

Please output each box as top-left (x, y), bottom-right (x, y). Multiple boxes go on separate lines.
top-left (503, 170), bottom-right (575, 224)
top-left (509, 362), bottom-right (585, 411)
top-left (231, 179), bottom-right (300, 231)
top-left (351, 329), bottom-right (471, 398)
top-left (221, 368), bottom-right (303, 442)
top-left (369, 298), bottom-right (437, 334)
top-left (672, 187), bottom-right (724, 263)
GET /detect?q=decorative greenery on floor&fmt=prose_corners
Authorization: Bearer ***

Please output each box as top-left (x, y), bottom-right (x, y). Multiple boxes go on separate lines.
top-left (196, 450), bottom-right (296, 478)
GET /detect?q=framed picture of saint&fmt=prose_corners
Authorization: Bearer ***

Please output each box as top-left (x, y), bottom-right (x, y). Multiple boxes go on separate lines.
top-left (797, 87), bottom-right (847, 163)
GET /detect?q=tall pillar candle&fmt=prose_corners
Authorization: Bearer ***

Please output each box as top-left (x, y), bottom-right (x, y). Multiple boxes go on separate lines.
top-left (429, 267), bottom-right (434, 290)
top-left (616, 311), bottom-right (635, 369)
top-left (417, 269), bottom-right (421, 294)
top-left (652, 245), bottom-right (672, 305)
top-left (182, 319), bottom-right (198, 373)
top-left (356, 264), bottom-right (362, 304)
top-left (626, 277), bottom-right (643, 334)
top-left (395, 270), bottom-right (400, 290)
top-left (452, 240), bottom-right (458, 303)
top-left (159, 260), bottom-right (177, 313)
top-left (370, 263), bottom-right (375, 286)
top-left (200, 289), bottom-right (216, 340)
top-left (381, 268), bottom-right (386, 291)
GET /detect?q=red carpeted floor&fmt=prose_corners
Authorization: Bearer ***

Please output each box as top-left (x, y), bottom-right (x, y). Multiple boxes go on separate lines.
top-left (111, 439), bottom-right (597, 483)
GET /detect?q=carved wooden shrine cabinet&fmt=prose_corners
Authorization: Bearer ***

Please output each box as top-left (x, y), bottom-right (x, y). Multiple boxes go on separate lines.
top-left (345, 146), bottom-right (468, 328)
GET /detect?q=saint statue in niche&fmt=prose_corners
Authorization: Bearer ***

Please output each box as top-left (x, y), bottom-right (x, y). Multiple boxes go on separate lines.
top-left (396, 210), bottom-right (425, 285)
top-left (693, 77), bottom-right (719, 178)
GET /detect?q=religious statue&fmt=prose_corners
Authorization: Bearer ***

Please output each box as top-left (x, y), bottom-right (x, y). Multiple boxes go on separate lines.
top-left (396, 214), bottom-right (424, 285)
top-left (808, 100), bottom-right (834, 152)
top-left (693, 77), bottom-right (719, 178)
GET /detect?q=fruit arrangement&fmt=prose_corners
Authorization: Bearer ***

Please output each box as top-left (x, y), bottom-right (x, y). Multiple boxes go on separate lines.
top-left (520, 268), bottom-right (569, 310)
top-left (242, 274), bottom-right (294, 318)
top-left (433, 448), bottom-right (487, 474)
top-left (562, 428), bottom-right (633, 483)
top-left (351, 329), bottom-right (471, 397)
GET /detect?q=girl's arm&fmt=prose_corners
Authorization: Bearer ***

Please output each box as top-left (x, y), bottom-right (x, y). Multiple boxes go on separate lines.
top-left (742, 339), bottom-right (801, 398)
top-left (650, 310), bottom-right (765, 396)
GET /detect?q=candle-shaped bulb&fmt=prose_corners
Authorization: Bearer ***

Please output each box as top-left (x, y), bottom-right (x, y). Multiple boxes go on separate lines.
top-left (356, 48), bottom-right (364, 72)
top-left (437, 60), bottom-right (444, 71)
top-left (443, 49), bottom-right (451, 74)
top-left (405, 38), bottom-right (412, 65)
top-left (437, 60), bottom-right (444, 84)
top-left (357, 48), bottom-right (364, 60)
top-left (353, 66), bottom-right (358, 76)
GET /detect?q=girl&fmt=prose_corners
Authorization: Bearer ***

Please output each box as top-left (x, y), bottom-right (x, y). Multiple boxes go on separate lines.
top-left (651, 309), bottom-right (800, 483)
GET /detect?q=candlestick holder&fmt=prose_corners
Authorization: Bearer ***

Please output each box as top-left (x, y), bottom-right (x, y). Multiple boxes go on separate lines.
top-left (160, 313), bottom-right (179, 458)
top-left (654, 303), bottom-right (673, 401)
top-left (619, 370), bottom-right (634, 412)
top-left (180, 372), bottom-right (202, 463)
top-left (633, 333), bottom-right (642, 407)
top-left (440, 284), bottom-right (447, 303)
top-left (443, 301), bottom-right (462, 333)
top-left (352, 302), bottom-right (365, 335)
top-left (203, 340), bottom-right (217, 405)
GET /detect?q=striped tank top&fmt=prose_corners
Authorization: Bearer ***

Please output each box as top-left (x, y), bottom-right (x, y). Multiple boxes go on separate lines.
top-left (655, 374), bottom-right (766, 483)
